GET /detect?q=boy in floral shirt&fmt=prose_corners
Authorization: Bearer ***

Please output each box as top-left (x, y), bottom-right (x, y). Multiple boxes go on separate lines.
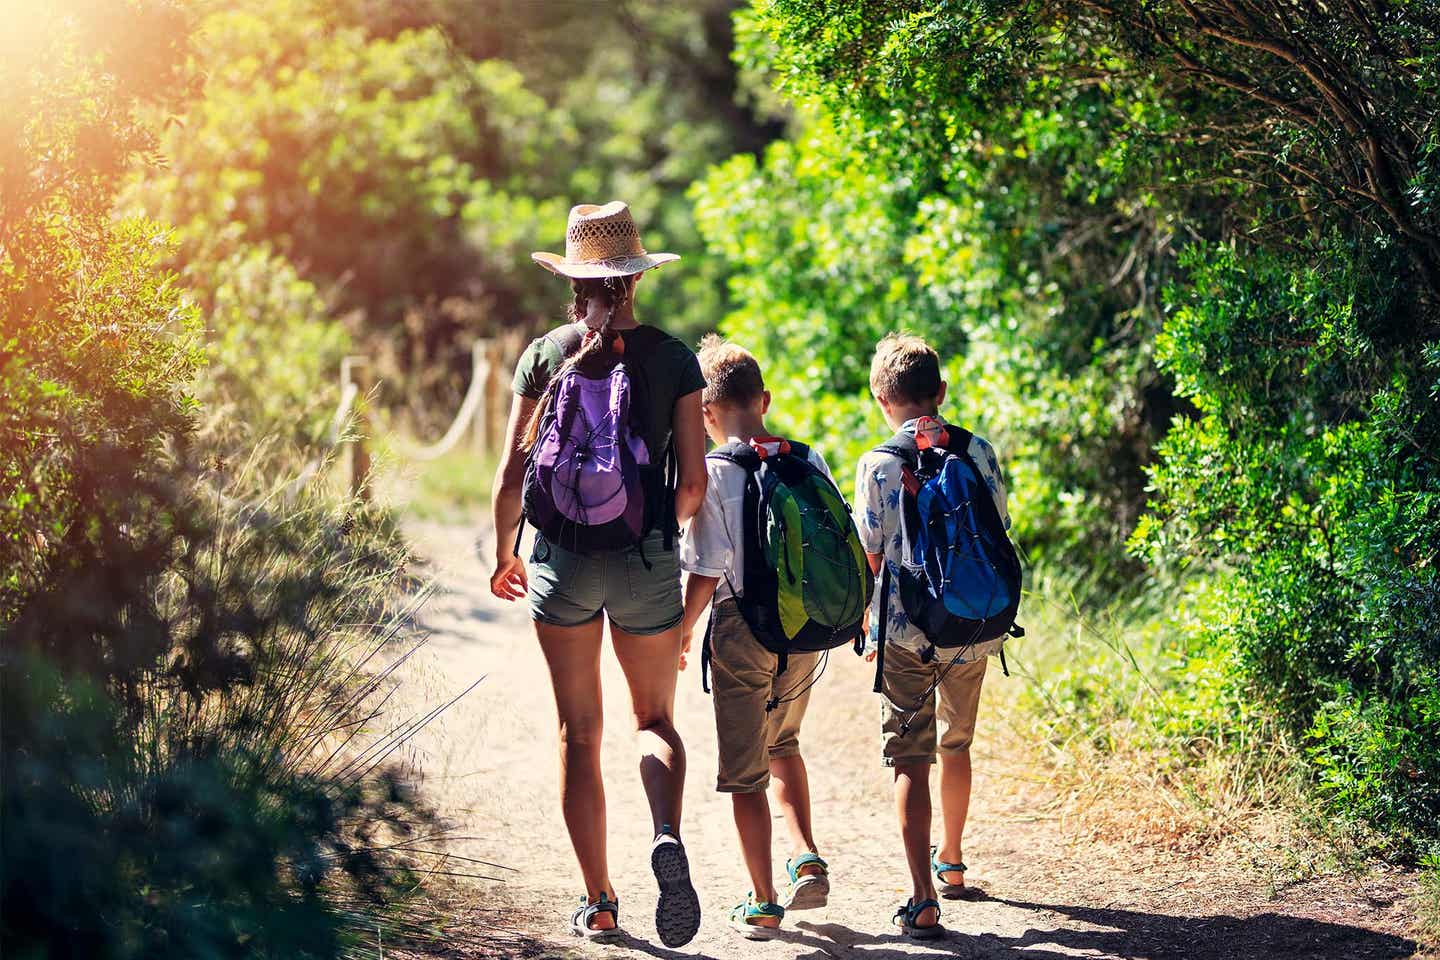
top-left (853, 333), bottom-right (1010, 938)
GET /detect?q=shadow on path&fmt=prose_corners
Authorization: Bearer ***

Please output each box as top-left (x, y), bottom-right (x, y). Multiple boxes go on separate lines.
top-left (771, 899), bottom-right (1418, 959)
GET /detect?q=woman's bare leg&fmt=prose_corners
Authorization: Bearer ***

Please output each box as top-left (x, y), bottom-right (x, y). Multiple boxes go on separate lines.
top-left (536, 617), bottom-right (615, 927)
top-left (610, 621), bottom-right (686, 836)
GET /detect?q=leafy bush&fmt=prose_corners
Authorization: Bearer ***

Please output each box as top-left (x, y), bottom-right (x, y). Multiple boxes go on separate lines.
top-left (190, 246), bottom-right (349, 449)
top-left (1134, 238), bottom-right (1440, 855)
top-left (1, 0), bottom-right (200, 616)
top-left (2, 453), bottom-right (439, 959)
top-left (3, 8), bottom-right (449, 956)
top-left (702, 0), bottom-right (1440, 853)
top-left (692, 41), bottom-right (1180, 574)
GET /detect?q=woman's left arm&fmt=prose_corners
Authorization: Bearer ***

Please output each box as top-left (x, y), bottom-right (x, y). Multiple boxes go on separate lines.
top-left (489, 392), bottom-right (537, 600)
top-left (670, 388), bottom-right (707, 525)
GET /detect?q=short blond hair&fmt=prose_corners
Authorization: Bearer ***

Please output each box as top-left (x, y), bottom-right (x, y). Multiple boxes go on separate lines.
top-left (869, 333), bottom-right (942, 405)
top-left (696, 333), bottom-right (765, 407)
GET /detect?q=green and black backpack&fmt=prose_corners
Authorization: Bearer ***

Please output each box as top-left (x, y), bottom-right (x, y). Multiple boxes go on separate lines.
top-left (700, 436), bottom-right (873, 708)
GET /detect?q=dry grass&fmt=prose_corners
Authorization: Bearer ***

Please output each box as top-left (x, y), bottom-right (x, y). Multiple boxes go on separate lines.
top-left (1004, 570), bottom-right (1380, 881)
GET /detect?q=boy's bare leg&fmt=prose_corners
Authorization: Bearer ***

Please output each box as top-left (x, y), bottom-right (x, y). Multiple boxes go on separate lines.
top-left (731, 792), bottom-right (780, 921)
top-left (768, 753), bottom-right (821, 865)
top-left (893, 762), bottom-right (939, 924)
top-left (935, 750), bottom-right (972, 885)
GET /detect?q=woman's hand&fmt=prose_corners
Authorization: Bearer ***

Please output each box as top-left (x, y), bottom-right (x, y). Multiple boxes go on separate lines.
top-left (490, 552), bottom-right (528, 601)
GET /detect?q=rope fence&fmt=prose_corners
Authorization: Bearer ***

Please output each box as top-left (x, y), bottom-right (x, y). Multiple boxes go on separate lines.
top-left (330, 333), bottom-right (525, 500)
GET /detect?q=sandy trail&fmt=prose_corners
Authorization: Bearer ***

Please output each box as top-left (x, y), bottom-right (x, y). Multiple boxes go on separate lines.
top-left (393, 516), bottom-right (1422, 960)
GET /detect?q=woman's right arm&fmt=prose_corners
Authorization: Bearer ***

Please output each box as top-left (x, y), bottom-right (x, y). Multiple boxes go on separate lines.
top-left (489, 392), bottom-right (537, 600)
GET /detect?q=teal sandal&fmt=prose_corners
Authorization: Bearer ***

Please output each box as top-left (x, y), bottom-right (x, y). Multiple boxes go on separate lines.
top-left (569, 892), bottom-right (622, 942)
top-left (780, 852), bottom-right (830, 910)
top-left (893, 897), bottom-right (944, 940)
top-left (728, 894), bottom-right (784, 940)
top-left (930, 845), bottom-right (967, 899)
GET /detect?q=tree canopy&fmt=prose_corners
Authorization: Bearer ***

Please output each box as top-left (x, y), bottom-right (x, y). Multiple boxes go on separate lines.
top-left (696, 0), bottom-right (1440, 851)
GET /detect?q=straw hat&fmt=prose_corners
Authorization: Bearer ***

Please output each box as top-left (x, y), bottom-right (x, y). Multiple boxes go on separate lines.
top-left (531, 201), bottom-right (679, 279)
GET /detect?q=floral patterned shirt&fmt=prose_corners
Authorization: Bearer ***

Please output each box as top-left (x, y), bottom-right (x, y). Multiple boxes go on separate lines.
top-left (853, 417), bottom-right (1010, 657)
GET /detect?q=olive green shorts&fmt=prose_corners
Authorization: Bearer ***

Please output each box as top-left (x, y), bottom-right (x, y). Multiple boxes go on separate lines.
top-left (527, 531), bottom-right (683, 636)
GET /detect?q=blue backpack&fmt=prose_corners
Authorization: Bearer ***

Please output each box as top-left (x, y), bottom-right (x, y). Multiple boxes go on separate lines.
top-left (870, 418), bottom-right (1023, 694)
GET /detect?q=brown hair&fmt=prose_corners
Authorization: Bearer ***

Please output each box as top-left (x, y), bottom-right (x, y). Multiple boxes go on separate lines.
top-left (522, 274), bottom-right (636, 448)
top-left (869, 332), bottom-right (942, 405)
top-left (696, 334), bottom-right (764, 407)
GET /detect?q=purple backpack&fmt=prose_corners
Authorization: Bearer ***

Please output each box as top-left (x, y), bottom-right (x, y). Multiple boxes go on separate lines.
top-left (521, 325), bottom-right (670, 554)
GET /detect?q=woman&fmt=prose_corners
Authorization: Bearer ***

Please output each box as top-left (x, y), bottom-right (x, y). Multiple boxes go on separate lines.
top-left (489, 202), bottom-right (707, 946)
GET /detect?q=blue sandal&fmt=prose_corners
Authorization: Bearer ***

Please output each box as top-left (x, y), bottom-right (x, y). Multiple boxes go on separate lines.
top-left (893, 897), bottom-right (944, 939)
top-left (781, 852), bottom-right (830, 910)
top-left (729, 894), bottom-right (784, 940)
top-left (569, 892), bottom-right (622, 942)
top-left (930, 845), bottom-right (967, 898)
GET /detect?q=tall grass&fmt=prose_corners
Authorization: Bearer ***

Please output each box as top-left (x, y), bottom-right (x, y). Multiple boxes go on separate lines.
top-left (1, 441), bottom-right (481, 959)
top-left (1006, 567), bottom-right (1317, 856)
top-left (376, 441), bottom-right (496, 524)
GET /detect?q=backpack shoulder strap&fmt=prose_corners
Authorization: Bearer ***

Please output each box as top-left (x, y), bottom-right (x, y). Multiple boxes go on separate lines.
top-left (873, 430), bottom-right (918, 468)
top-left (941, 425), bottom-right (974, 459)
top-left (706, 441), bottom-right (763, 473)
top-left (785, 439), bottom-right (811, 461)
top-left (545, 323), bottom-right (585, 357)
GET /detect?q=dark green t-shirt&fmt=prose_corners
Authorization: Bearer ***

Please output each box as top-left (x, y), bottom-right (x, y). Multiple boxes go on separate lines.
top-left (512, 323), bottom-right (705, 457)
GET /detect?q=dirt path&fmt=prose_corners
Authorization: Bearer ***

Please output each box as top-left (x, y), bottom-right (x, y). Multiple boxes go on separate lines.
top-left (393, 515), bottom-right (1424, 960)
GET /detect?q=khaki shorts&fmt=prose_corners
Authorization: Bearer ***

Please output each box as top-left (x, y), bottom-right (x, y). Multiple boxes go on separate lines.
top-left (880, 642), bottom-right (987, 766)
top-left (708, 599), bottom-right (819, 793)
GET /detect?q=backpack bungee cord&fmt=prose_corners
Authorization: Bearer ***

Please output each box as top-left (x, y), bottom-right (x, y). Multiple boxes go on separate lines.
top-left (699, 440), bottom-right (871, 706)
top-left (867, 421), bottom-right (1024, 738)
top-left (515, 325), bottom-right (675, 568)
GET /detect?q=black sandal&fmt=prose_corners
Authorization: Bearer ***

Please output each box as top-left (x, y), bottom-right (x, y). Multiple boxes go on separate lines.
top-left (893, 897), bottom-right (945, 940)
top-left (569, 892), bottom-right (622, 942)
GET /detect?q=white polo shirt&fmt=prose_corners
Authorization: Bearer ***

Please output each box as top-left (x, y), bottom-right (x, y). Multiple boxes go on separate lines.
top-left (679, 438), bottom-right (835, 602)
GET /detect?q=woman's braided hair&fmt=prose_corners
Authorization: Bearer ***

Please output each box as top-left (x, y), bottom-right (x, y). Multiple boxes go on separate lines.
top-left (522, 274), bottom-right (636, 449)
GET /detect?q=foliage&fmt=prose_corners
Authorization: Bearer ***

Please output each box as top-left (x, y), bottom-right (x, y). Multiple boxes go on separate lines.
top-left (707, 0), bottom-right (1440, 852)
top-left (1135, 238), bottom-right (1440, 854)
top-left (2, 7), bottom-right (446, 956)
top-left (1, 0), bottom-right (200, 616)
top-left (190, 246), bottom-right (349, 448)
top-left (2, 453), bottom-right (439, 959)
top-left (695, 15), bottom-right (1187, 572)
top-left (130, 0), bottom-right (776, 415)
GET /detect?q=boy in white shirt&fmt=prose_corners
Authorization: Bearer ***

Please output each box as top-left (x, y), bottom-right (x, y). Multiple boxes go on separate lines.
top-left (679, 335), bottom-right (834, 938)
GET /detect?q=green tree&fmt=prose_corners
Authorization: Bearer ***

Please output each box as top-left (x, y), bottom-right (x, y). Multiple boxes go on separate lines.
top-left (1, 0), bottom-right (200, 610)
top-left (700, 0), bottom-right (1440, 850)
top-left (132, 0), bottom-right (779, 415)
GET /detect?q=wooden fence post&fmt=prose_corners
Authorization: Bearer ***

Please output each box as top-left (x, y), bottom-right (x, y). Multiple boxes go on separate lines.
top-left (489, 331), bottom-right (523, 457)
top-left (471, 339), bottom-right (493, 454)
top-left (344, 356), bottom-right (373, 500)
